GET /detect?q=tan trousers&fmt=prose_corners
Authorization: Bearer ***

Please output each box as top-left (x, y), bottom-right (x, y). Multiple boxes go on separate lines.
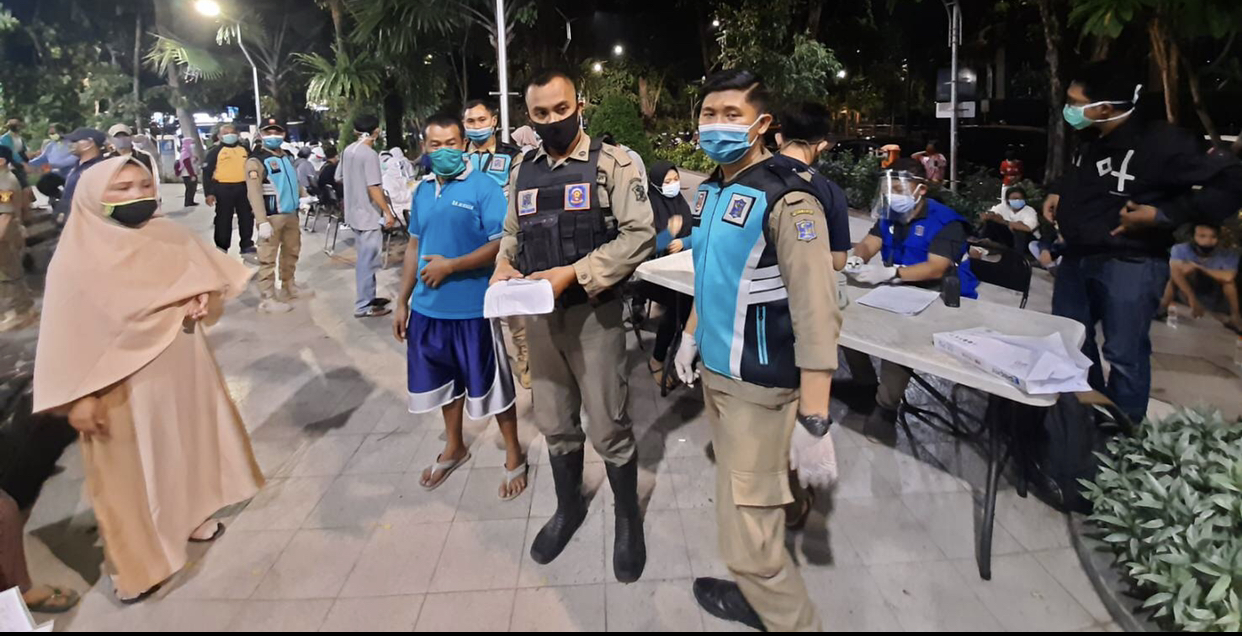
top-left (525, 298), bottom-right (635, 465)
top-left (702, 371), bottom-right (821, 632)
top-left (0, 216), bottom-right (31, 314)
top-left (505, 316), bottom-right (530, 385)
top-left (256, 213), bottom-right (301, 298)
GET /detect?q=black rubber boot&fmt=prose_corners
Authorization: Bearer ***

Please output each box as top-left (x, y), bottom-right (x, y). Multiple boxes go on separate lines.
top-left (606, 458), bottom-right (646, 582)
top-left (530, 449), bottom-right (587, 565)
top-left (693, 577), bottom-right (766, 631)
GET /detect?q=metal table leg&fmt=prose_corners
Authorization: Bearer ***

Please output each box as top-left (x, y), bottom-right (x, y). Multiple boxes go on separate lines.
top-left (978, 396), bottom-right (1005, 581)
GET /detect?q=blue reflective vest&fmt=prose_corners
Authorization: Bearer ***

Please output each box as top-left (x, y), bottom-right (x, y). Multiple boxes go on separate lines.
top-left (878, 199), bottom-right (979, 299)
top-left (467, 141), bottom-right (521, 191)
top-left (691, 158), bottom-right (813, 389)
top-left (255, 150), bottom-right (299, 214)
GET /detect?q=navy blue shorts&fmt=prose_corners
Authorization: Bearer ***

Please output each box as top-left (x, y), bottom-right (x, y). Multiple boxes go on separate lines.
top-left (406, 311), bottom-right (516, 419)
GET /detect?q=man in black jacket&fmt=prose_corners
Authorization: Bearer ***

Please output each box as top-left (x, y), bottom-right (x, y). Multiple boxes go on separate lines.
top-left (201, 123), bottom-right (256, 254)
top-left (1045, 61), bottom-right (1242, 422)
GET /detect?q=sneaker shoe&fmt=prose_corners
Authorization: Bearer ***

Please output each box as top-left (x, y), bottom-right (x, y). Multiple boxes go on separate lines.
top-left (355, 305), bottom-right (392, 318)
top-left (280, 282), bottom-right (315, 301)
top-left (368, 297), bottom-right (392, 307)
top-left (240, 246), bottom-right (258, 255)
top-left (258, 298), bottom-right (293, 314)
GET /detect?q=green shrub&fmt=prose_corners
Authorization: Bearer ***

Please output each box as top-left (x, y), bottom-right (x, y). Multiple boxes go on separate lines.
top-left (817, 152), bottom-right (882, 210)
top-left (1082, 407), bottom-right (1242, 632)
top-left (651, 143), bottom-right (716, 174)
top-left (585, 95), bottom-right (653, 163)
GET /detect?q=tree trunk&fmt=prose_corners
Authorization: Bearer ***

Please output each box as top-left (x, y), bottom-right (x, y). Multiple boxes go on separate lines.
top-left (695, 2), bottom-right (713, 74)
top-left (383, 84), bottom-right (404, 150)
top-left (152, 0), bottom-right (205, 163)
top-left (1182, 58), bottom-right (1220, 148)
top-left (328, 0), bottom-right (346, 53)
top-left (805, 0), bottom-right (823, 38)
top-left (1036, 0), bottom-right (1066, 183)
top-left (133, 11), bottom-right (143, 133)
top-left (1148, 17), bottom-right (1180, 124)
top-left (1090, 35), bottom-right (1111, 61)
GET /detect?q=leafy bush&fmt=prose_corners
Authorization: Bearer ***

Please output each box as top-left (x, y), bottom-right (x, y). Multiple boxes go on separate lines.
top-left (585, 95), bottom-right (653, 163)
top-left (935, 167), bottom-right (1047, 223)
top-left (817, 152), bottom-right (882, 210)
top-left (1082, 407), bottom-right (1242, 632)
top-left (651, 143), bottom-right (716, 175)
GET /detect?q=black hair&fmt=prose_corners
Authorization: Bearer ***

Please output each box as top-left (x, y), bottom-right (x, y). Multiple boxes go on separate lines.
top-left (1005, 186), bottom-right (1027, 199)
top-left (0, 145), bottom-right (12, 164)
top-left (926, 139), bottom-right (939, 151)
top-left (1071, 60), bottom-right (1142, 107)
top-left (353, 114), bottom-right (381, 134)
top-left (1194, 222), bottom-right (1221, 234)
top-left (778, 102), bottom-right (831, 144)
top-left (701, 69), bottom-right (769, 113)
top-left (527, 68), bottom-right (577, 93)
top-left (323, 145), bottom-right (339, 159)
top-left (600, 132), bottom-right (616, 146)
top-left (49, 123), bottom-right (67, 135)
top-left (889, 157), bottom-right (927, 179)
top-left (424, 112), bottom-right (465, 139)
top-left (463, 99), bottom-right (497, 116)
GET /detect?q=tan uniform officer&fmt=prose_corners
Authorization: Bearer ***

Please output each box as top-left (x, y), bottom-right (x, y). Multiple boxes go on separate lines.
top-left (673, 69), bottom-right (842, 632)
top-left (245, 120), bottom-right (307, 314)
top-left (491, 70), bottom-right (655, 583)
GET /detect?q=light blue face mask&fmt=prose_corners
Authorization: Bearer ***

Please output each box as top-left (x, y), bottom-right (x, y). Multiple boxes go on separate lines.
top-left (699, 118), bottom-right (764, 165)
top-left (429, 147), bottom-right (466, 178)
top-left (221, 133), bottom-right (239, 146)
top-left (889, 193), bottom-right (920, 216)
top-left (262, 136), bottom-right (283, 150)
top-left (465, 126), bottom-right (494, 143)
top-left (1063, 84), bottom-right (1143, 130)
top-left (1008, 198), bottom-right (1026, 210)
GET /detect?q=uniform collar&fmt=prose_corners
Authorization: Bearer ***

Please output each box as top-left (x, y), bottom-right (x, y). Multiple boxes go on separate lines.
top-left (533, 131), bottom-right (591, 167)
top-left (708, 147), bottom-right (773, 185)
top-left (430, 161), bottom-right (473, 196)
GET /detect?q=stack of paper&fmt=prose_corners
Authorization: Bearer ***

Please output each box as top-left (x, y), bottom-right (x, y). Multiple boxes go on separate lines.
top-left (0, 588), bottom-right (53, 632)
top-left (934, 327), bottom-right (1093, 395)
top-left (483, 279), bottom-right (556, 319)
top-left (856, 286), bottom-right (940, 316)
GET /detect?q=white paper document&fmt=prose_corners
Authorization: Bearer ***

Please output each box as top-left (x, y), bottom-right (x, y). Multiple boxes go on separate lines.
top-left (856, 286), bottom-right (940, 316)
top-left (934, 327), bottom-right (1093, 395)
top-left (0, 587), bottom-right (53, 632)
top-left (483, 279), bottom-right (556, 319)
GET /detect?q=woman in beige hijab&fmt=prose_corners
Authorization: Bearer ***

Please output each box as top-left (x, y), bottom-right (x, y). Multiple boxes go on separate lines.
top-left (32, 157), bottom-right (264, 602)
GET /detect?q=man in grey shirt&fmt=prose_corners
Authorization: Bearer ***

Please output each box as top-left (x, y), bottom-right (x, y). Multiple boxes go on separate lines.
top-left (338, 114), bottom-right (398, 317)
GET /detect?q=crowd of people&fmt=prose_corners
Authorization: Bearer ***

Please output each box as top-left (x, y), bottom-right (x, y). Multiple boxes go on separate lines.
top-left (0, 53), bottom-right (1239, 631)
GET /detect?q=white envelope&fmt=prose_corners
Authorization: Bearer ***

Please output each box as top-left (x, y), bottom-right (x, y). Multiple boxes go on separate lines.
top-left (933, 327), bottom-right (1093, 395)
top-left (484, 279), bottom-right (556, 319)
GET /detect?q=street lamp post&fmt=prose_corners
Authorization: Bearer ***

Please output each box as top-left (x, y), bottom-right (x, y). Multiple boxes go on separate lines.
top-left (495, 0), bottom-right (511, 143)
top-left (195, 0), bottom-right (262, 130)
top-left (943, 0), bottom-right (962, 193)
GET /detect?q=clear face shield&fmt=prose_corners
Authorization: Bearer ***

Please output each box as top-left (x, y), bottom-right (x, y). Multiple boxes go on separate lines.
top-left (869, 169), bottom-right (927, 224)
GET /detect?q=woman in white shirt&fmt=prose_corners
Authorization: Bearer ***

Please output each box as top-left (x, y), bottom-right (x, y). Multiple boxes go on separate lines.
top-left (980, 186), bottom-right (1039, 250)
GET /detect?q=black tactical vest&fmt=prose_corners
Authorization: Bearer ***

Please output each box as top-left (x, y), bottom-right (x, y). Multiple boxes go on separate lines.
top-left (513, 138), bottom-right (618, 303)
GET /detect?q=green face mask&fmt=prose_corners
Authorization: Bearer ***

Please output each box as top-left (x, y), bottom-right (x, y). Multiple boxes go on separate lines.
top-left (429, 148), bottom-right (466, 178)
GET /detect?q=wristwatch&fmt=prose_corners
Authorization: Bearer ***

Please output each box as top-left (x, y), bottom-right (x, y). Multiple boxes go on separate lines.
top-left (796, 412), bottom-right (833, 437)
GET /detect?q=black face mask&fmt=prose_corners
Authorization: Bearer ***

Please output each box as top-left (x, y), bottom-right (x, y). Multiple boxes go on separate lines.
top-left (106, 198), bottom-right (159, 227)
top-left (533, 108), bottom-right (581, 155)
top-left (1193, 243), bottom-right (1215, 257)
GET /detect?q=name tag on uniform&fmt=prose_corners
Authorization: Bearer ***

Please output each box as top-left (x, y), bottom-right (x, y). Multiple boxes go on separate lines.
top-left (518, 189), bottom-right (538, 216)
top-left (722, 193), bottom-right (755, 227)
top-left (564, 183), bottom-right (591, 211)
top-left (693, 191), bottom-right (707, 218)
top-left (488, 155), bottom-right (508, 173)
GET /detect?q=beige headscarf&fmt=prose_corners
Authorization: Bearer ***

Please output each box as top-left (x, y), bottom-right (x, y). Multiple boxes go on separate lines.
top-left (33, 157), bottom-right (253, 413)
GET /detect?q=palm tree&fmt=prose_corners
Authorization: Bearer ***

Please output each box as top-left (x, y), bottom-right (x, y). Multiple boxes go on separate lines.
top-left (144, 31), bottom-right (223, 161)
top-left (296, 45), bottom-right (386, 149)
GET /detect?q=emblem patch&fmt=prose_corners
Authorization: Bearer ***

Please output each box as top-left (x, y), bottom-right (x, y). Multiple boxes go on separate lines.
top-left (564, 183), bottom-right (591, 211)
top-left (488, 155), bottom-right (508, 173)
top-left (795, 219), bottom-right (817, 241)
top-left (722, 193), bottom-right (756, 227)
top-left (518, 188), bottom-right (538, 216)
top-left (914, 225), bottom-right (926, 237)
top-left (0, 190), bottom-right (12, 204)
top-left (693, 190), bottom-right (707, 217)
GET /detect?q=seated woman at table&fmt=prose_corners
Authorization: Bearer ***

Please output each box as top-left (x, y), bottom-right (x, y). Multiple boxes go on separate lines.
top-left (844, 160), bottom-right (978, 443)
top-left (646, 161), bottom-right (693, 390)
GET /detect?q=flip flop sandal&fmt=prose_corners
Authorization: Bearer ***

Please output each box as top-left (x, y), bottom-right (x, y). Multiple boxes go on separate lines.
top-left (498, 462), bottom-right (529, 501)
top-left (649, 360), bottom-right (679, 392)
top-left (421, 452), bottom-right (471, 491)
top-left (116, 583), bottom-right (161, 605)
top-left (189, 520), bottom-right (226, 543)
top-left (25, 586), bottom-right (80, 614)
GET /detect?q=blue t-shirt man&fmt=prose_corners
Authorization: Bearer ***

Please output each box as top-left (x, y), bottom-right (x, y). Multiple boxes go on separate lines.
top-left (407, 162), bottom-right (508, 318)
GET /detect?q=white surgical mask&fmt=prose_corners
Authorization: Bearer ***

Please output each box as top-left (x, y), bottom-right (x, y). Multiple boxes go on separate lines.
top-left (661, 181), bottom-right (681, 198)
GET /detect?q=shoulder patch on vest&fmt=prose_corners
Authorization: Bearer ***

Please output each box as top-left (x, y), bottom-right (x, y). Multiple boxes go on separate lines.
top-left (488, 155), bottom-right (507, 172)
top-left (518, 188), bottom-right (538, 216)
top-left (564, 183), bottom-right (591, 211)
top-left (631, 179), bottom-right (647, 203)
top-left (248, 170), bottom-right (261, 180)
top-left (796, 219), bottom-right (817, 242)
top-left (722, 193), bottom-right (756, 227)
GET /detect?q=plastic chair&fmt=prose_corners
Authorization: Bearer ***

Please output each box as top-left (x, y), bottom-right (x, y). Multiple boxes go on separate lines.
top-left (969, 245), bottom-right (1033, 309)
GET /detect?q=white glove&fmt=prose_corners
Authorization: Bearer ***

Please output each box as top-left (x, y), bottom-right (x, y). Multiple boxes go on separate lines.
top-left (258, 222), bottom-right (273, 241)
top-left (845, 255), bottom-right (865, 272)
top-left (790, 423), bottom-right (839, 489)
top-left (854, 265), bottom-right (899, 285)
top-left (674, 332), bottom-right (700, 387)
